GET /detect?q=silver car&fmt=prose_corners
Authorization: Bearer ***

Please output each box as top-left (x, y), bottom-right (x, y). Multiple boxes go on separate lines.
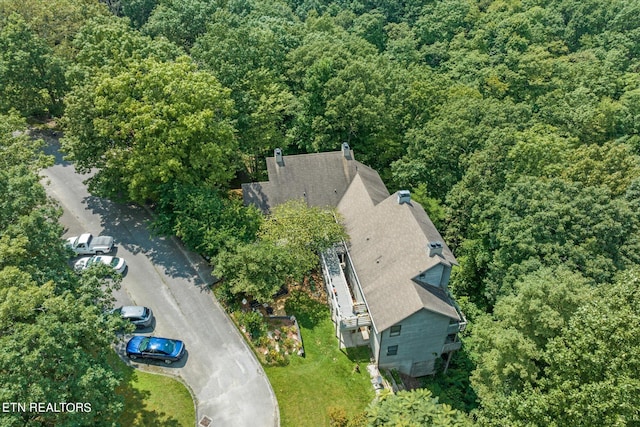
top-left (116, 306), bottom-right (154, 329)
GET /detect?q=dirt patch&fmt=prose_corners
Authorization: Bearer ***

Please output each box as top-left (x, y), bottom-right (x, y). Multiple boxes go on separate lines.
top-left (399, 372), bottom-right (422, 391)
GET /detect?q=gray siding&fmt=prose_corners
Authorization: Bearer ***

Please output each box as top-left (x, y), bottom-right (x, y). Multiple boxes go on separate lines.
top-left (378, 309), bottom-right (450, 376)
top-left (414, 264), bottom-right (444, 287)
top-left (414, 264), bottom-right (453, 289)
top-left (440, 265), bottom-right (452, 287)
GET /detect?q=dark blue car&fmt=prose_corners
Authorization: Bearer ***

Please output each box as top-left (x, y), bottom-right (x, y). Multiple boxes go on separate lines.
top-left (126, 336), bottom-right (185, 364)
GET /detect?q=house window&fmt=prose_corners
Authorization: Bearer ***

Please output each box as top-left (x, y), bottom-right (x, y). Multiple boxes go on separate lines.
top-left (387, 345), bottom-right (398, 356)
top-left (445, 333), bottom-right (457, 344)
top-left (389, 325), bottom-right (402, 337)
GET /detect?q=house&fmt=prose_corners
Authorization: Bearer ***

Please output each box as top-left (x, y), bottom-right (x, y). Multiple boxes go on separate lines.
top-left (242, 144), bottom-right (466, 377)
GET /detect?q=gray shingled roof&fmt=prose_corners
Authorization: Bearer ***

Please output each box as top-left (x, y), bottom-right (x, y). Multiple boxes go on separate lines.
top-left (337, 175), bottom-right (460, 331)
top-left (242, 149), bottom-right (385, 212)
top-left (243, 148), bottom-right (461, 330)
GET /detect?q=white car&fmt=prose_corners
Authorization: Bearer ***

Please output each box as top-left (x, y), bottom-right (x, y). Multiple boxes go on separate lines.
top-left (75, 255), bottom-right (127, 274)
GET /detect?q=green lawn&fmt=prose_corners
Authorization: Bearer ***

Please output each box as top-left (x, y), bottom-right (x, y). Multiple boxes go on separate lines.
top-left (264, 315), bottom-right (375, 426)
top-left (107, 292), bottom-right (374, 427)
top-left (109, 352), bottom-right (195, 426)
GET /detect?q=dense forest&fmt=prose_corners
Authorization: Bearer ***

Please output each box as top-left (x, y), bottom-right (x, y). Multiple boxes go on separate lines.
top-left (2, 0), bottom-right (640, 424)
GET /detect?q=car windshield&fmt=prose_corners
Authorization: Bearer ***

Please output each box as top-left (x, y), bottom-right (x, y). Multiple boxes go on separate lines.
top-left (109, 258), bottom-right (120, 267)
top-left (140, 338), bottom-right (175, 355)
top-left (155, 340), bottom-right (175, 354)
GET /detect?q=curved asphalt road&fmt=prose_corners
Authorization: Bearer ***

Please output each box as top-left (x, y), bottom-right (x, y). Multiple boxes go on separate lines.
top-left (40, 136), bottom-right (279, 427)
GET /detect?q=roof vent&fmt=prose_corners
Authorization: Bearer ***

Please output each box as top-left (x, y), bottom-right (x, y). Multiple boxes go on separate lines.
top-left (428, 241), bottom-right (443, 257)
top-left (398, 190), bottom-right (411, 204)
top-left (342, 142), bottom-right (351, 159)
top-left (274, 148), bottom-right (284, 166)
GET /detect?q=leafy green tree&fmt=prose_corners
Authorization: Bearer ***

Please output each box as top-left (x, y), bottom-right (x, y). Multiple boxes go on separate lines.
top-left (61, 57), bottom-right (237, 203)
top-left (414, 0), bottom-right (474, 47)
top-left (286, 19), bottom-right (406, 170)
top-left (561, 140), bottom-right (640, 196)
top-left (383, 22), bottom-right (421, 65)
top-left (539, 268), bottom-right (640, 426)
top-left (142, 0), bottom-right (219, 49)
top-left (0, 13), bottom-right (67, 116)
top-left (0, 114), bottom-right (125, 426)
top-left (259, 199), bottom-right (347, 273)
top-left (121, 0), bottom-right (158, 28)
top-left (464, 177), bottom-right (637, 304)
top-left (153, 184), bottom-right (262, 258)
top-left (0, 113), bottom-right (52, 171)
top-left (71, 15), bottom-right (182, 74)
top-left (0, 115), bottom-right (74, 287)
top-left (214, 199), bottom-right (346, 302)
top-left (319, 57), bottom-right (402, 170)
top-left (504, 124), bottom-right (574, 181)
top-left (351, 9), bottom-right (387, 51)
top-left (557, 0), bottom-right (620, 51)
top-left (192, 7), bottom-right (301, 86)
top-left (192, 7), bottom-right (301, 177)
top-left (0, 268), bottom-right (124, 427)
top-left (472, 268), bottom-right (640, 426)
top-left (392, 91), bottom-right (530, 200)
top-left (469, 267), bottom-right (592, 407)
top-left (214, 241), bottom-right (294, 303)
top-left (0, 0), bottom-right (108, 56)
top-left (537, 86), bottom-right (626, 144)
top-left (365, 389), bottom-right (471, 426)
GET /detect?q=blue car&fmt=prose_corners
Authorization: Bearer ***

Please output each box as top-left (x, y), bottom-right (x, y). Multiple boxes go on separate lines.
top-left (126, 336), bottom-right (185, 364)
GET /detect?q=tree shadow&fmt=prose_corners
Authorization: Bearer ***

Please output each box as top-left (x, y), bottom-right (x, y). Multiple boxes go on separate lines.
top-left (35, 128), bottom-right (72, 167)
top-left (284, 290), bottom-right (329, 329)
top-left (82, 194), bottom-right (211, 285)
top-left (109, 351), bottom-right (191, 426)
top-left (43, 136), bottom-right (211, 287)
top-left (342, 346), bottom-right (372, 363)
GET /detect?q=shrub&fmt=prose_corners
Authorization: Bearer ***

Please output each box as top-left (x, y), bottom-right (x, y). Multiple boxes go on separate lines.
top-left (213, 282), bottom-right (240, 311)
top-left (282, 337), bottom-right (297, 354)
top-left (327, 406), bottom-right (348, 427)
top-left (257, 335), bottom-right (271, 349)
top-left (236, 311), bottom-right (267, 341)
top-left (265, 348), bottom-right (288, 366)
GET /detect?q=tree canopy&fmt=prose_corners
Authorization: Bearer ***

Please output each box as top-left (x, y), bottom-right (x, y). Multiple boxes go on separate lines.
top-left (470, 268), bottom-right (640, 426)
top-left (365, 389), bottom-right (471, 427)
top-left (214, 200), bottom-right (346, 303)
top-left (0, 113), bottom-right (126, 426)
top-left (61, 57), bottom-right (237, 203)
top-left (0, 13), bottom-right (67, 116)
top-left (5, 0), bottom-right (640, 423)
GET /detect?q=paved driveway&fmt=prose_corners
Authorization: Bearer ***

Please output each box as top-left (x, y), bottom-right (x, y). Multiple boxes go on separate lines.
top-left (41, 136), bottom-right (279, 427)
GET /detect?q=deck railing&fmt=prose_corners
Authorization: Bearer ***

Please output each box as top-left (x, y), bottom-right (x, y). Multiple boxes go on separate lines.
top-left (442, 340), bottom-right (462, 353)
top-left (340, 314), bottom-right (372, 329)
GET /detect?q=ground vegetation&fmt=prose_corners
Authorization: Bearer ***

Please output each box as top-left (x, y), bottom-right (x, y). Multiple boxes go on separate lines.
top-left (3, 0), bottom-right (640, 423)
